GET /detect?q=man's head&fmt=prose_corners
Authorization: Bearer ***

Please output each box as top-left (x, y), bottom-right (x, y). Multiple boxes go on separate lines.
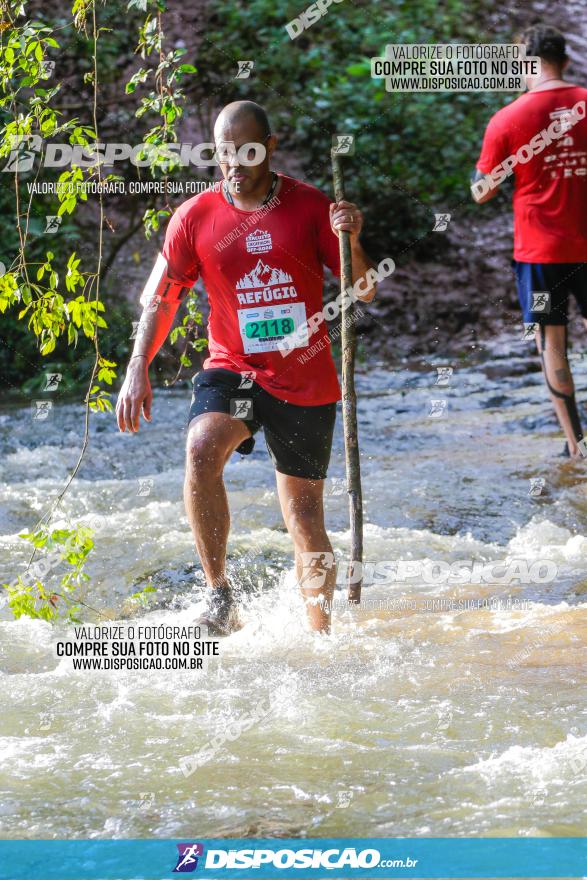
top-left (213, 100), bottom-right (277, 196)
top-left (518, 24), bottom-right (569, 88)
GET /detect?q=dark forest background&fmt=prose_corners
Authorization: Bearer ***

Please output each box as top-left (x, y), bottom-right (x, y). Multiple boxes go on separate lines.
top-left (1, 0), bottom-right (586, 396)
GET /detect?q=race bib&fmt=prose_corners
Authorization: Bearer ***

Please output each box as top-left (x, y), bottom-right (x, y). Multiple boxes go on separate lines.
top-left (237, 302), bottom-right (308, 354)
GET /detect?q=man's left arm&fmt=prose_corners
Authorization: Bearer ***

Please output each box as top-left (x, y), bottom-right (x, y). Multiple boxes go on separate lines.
top-left (330, 200), bottom-right (377, 302)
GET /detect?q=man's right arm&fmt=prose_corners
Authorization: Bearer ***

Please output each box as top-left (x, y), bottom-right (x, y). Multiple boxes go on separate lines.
top-left (116, 295), bottom-right (182, 433)
top-left (116, 209), bottom-right (199, 433)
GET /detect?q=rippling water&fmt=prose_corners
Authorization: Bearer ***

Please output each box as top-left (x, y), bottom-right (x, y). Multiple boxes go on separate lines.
top-left (1, 336), bottom-right (587, 839)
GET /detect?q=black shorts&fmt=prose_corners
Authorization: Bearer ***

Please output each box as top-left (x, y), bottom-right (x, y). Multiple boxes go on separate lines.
top-left (187, 368), bottom-right (337, 480)
top-left (514, 261), bottom-right (587, 325)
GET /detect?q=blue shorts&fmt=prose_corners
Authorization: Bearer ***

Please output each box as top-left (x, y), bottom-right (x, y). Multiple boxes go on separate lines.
top-left (514, 261), bottom-right (587, 325)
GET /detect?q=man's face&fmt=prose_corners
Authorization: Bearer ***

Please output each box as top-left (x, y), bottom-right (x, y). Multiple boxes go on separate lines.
top-left (214, 117), bottom-right (276, 196)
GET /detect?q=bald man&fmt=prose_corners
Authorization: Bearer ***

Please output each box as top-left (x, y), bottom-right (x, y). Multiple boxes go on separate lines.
top-left (116, 101), bottom-right (377, 635)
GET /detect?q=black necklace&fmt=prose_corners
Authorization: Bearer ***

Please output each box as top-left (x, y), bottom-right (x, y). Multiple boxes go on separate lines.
top-left (223, 172), bottom-right (278, 208)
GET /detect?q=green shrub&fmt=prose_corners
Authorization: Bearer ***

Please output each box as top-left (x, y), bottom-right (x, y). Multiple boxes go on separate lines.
top-left (194, 0), bottom-right (508, 256)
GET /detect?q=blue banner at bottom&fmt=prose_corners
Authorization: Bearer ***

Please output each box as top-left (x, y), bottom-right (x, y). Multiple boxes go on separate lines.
top-left (0, 837), bottom-right (586, 880)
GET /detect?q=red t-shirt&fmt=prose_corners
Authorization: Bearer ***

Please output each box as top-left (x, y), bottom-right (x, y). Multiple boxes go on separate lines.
top-left (160, 173), bottom-right (342, 405)
top-left (476, 85), bottom-right (587, 262)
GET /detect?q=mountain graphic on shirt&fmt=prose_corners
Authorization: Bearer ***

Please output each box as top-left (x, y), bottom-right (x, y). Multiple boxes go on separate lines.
top-left (236, 259), bottom-right (293, 290)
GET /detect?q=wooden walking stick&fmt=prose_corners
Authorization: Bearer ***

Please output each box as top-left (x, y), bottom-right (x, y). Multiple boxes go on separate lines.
top-left (331, 150), bottom-right (363, 604)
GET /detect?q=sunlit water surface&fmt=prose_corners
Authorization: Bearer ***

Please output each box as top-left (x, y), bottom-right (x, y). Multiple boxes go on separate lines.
top-left (1, 338), bottom-right (587, 839)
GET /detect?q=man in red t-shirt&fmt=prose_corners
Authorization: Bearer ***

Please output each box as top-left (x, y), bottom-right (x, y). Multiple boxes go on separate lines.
top-left (472, 25), bottom-right (587, 458)
top-left (116, 101), bottom-right (377, 634)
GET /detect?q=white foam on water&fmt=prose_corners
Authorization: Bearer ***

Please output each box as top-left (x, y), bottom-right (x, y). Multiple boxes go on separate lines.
top-left (508, 517), bottom-right (587, 561)
top-left (3, 361), bottom-right (587, 838)
top-left (458, 733), bottom-right (587, 784)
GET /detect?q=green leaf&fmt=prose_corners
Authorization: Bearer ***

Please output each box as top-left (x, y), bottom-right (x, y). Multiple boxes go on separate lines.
top-left (40, 338), bottom-right (56, 355)
top-left (346, 62), bottom-right (370, 76)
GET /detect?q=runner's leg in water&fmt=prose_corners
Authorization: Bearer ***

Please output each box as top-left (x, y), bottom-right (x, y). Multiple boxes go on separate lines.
top-left (275, 473), bottom-right (336, 633)
top-left (535, 324), bottom-right (584, 457)
top-left (185, 412), bottom-right (250, 634)
top-left (184, 413), bottom-right (336, 634)
top-left (514, 262), bottom-right (585, 458)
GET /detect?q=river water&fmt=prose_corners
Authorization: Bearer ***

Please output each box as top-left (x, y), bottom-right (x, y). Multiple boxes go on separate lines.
top-left (1, 337), bottom-right (587, 840)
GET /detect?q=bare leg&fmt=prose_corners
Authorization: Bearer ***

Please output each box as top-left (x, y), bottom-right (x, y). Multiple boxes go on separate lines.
top-left (535, 324), bottom-right (583, 458)
top-left (275, 472), bottom-right (336, 632)
top-left (184, 412), bottom-right (250, 588)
